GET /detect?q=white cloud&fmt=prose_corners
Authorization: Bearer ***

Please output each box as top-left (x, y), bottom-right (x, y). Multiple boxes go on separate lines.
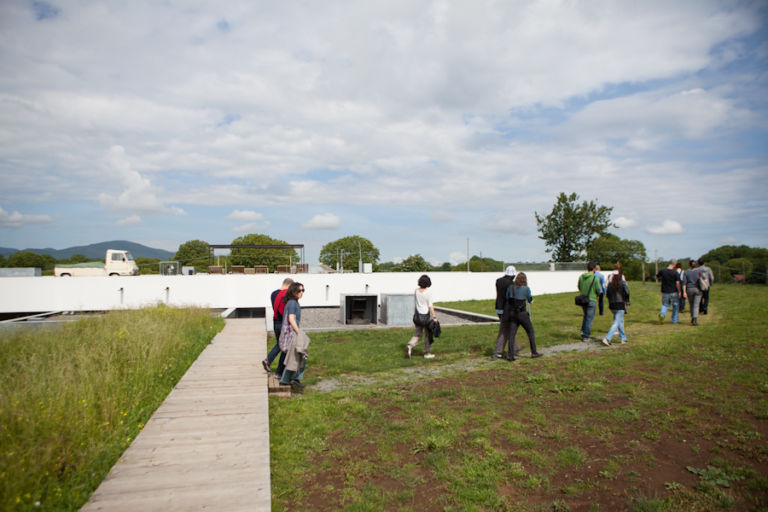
top-left (302, 213), bottom-right (341, 230)
top-left (449, 251), bottom-right (465, 265)
top-left (228, 210), bottom-right (264, 221)
top-left (0, 206), bottom-right (52, 228)
top-left (117, 215), bottom-right (142, 226)
top-left (431, 211), bottom-right (454, 224)
top-left (232, 221), bottom-right (271, 233)
top-left (614, 216), bottom-right (637, 229)
top-left (646, 220), bottom-right (685, 235)
top-left (484, 216), bottom-right (527, 235)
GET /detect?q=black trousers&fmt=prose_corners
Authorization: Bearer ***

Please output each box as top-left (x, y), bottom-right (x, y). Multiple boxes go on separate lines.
top-left (508, 311), bottom-right (537, 355)
top-left (700, 289), bottom-right (710, 313)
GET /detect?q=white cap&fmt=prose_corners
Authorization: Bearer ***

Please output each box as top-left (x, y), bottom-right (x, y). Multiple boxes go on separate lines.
top-left (505, 265), bottom-right (517, 277)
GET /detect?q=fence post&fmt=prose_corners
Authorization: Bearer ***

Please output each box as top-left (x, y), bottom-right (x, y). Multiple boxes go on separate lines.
top-left (742, 261), bottom-right (746, 284)
top-left (641, 261), bottom-right (646, 283)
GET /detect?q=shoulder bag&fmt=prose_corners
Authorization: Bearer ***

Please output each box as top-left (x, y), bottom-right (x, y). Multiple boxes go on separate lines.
top-left (575, 275), bottom-right (597, 306)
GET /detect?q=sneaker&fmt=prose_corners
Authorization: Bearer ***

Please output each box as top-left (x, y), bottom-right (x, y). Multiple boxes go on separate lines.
top-left (406, 346), bottom-right (412, 358)
top-left (424, 353), bottom-right (435, 359)
top-left (531, 352), bottom-right (543, 359)
top-left (582, 338), bottom-right (590, 343)
top-left (601, 338), bottom-right (611, 347)
top-left (290, 380), bottom-right (305, 392)
top-left (261, 359), bottom-right (271, 373)
top-left (492, 354), bottom-right (504, 360)
top-left (658, 314), bottom-right (664, 325)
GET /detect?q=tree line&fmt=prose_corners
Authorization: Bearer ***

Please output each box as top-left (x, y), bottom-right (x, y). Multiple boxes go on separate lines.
top-left (3, 192), bottom-right (766, 281)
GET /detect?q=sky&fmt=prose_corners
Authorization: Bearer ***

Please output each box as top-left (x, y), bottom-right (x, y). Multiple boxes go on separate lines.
top-left (1, 1), bottom-right (767, 266)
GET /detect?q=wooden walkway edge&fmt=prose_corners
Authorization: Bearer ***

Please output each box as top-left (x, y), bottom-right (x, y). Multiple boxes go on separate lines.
top-left (82, 319), bottom-right (271, 511)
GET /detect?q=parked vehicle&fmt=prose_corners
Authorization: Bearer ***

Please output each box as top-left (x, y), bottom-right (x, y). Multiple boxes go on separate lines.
top-left (54, 250), bottom-right (139, 277)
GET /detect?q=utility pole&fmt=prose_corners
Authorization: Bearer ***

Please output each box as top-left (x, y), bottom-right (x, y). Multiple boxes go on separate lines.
top-left (466, 238), bottom-right (470, 272)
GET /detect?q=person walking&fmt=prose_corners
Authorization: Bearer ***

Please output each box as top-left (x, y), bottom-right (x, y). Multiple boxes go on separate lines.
top-left (681, 260), bottom-right (703, 326)
top-left (656, 259), bottom-right (681, 324)
top-left (595, 264), bottom-right (606, 316)
top-left (602, 264), bottom-right (630, 346)
top-left (279, 282), bottom-right (307, 389)
top-left (406, 275), bottom-right (438, 359)
top-left (676, 261), bottom-right (686, 313)
top-left (262, 277), bottom-right (293, 376)
top-left (578, 262), bottom-right (602, 342)
top-left (698, 258), bottom-right (715, 315)
top-left (493, 265), bottom-right (520, 359)
top-left (501, 272), bottom-right (542, 360)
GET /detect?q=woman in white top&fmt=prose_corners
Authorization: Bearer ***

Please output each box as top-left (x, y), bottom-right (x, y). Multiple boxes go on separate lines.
top-left (406, 274), bottom-right (437, 359)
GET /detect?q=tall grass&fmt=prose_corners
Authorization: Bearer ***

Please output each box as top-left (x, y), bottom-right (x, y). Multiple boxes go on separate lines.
top-left (0, 306), bottom-right (224, 511)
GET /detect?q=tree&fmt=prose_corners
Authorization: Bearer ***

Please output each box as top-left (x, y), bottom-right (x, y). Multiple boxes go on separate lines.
top-left (230, 234), bottom-right (299, 271)
top-left (7, 251), bottom-right (51, 269)
top-left (535, 192), bottom-right (614, 261)
top-left (174, 240), bottom-right (211, 273)
top-left (396, 254), bottom-right (432, 272)
top-left (587, 234), bottom-right (646, 265)
top-left (319, 236), bottom-right (380, 272)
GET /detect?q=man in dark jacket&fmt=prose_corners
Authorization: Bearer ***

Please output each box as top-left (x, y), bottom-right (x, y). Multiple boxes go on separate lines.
top-left (494, 266), bottom-right (520, 358)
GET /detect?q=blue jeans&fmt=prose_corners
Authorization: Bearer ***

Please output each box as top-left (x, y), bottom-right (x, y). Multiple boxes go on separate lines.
top-left (659, 292), bottom-right (680, 324)
top-left (581, 301), bottom-right (596, 340)
top-left (605, 309), bottom-right (626, 342)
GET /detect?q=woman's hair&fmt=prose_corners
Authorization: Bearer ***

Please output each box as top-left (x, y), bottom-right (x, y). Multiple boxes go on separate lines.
top-left (283, 282), bottom-right (304, 303)
top-left (418, 274), bottom-right (431, 288)
top-left (609, 263), bottom-right (623, 291)
top-left (513, 272), bottom-right (527, 286)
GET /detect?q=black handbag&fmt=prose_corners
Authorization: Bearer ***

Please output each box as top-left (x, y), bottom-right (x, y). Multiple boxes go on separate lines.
top-left (575, 274), bottom-right (597, 306)
top-left (413, 310), bottom-right (431, 327)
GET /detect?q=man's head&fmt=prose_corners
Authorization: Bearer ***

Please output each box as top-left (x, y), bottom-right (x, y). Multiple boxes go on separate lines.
top-left (504, 265), bottom-right (516, 278)
top-left (595, 264), bottom-right (601, 271)
top-left (697, 258), bottom-right (706, 266)
top-left (281, 277), bottom-right (294, 289)
top-left (668, 258), bottom-right (677, 268)
top-left (587, 261), bottom-right (597, 272)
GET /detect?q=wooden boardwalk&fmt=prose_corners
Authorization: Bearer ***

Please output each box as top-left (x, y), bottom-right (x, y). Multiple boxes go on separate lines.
top-left (82, 319), bottom-right (271, 511)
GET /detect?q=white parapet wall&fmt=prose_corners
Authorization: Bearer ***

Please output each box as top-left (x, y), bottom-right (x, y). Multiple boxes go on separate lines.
top-left (0, 271), bottom-right (583, 314)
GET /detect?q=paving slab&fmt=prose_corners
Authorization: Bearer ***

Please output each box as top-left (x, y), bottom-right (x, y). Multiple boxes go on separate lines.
top-left (81, 318), bottom-right (270, 512)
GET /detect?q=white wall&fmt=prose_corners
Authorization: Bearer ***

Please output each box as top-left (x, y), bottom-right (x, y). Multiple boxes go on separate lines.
top-left (0, 271), bottom-right (582, 314)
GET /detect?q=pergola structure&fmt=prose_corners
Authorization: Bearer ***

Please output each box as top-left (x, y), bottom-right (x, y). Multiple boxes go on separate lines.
top-left (208, 244), bottom-right (305, 265)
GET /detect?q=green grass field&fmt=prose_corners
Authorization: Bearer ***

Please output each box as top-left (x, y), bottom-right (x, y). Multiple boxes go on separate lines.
top-left (0, 307), bottom-right (224, 511)
top-left (271, 283), bottom-right (768, 511)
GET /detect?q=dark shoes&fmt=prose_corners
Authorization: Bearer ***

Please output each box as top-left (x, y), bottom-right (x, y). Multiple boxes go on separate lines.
top-left (261, 359), bottom-right (271, 372)
top-left (692, 318), bottom-right (698, 326)
top-left (531, 352), bottom-right (543, 359)
top-left (290, 380), bottom-right (304, 392)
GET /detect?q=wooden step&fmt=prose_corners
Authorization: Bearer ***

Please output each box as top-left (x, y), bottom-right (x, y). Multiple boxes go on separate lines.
top-left (268, 374), bottom-right (292, 397)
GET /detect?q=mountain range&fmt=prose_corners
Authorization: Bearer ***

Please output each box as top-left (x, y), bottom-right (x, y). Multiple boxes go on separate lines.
top-left (0, 240), bottom-right (175, 260)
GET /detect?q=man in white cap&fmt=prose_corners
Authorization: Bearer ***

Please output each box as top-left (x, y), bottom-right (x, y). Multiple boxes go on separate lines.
top-left (493, 265), bottom-right (520, 359)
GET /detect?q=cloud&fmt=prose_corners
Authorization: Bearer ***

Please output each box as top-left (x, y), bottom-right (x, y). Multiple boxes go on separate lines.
top-left (97, 146), bottom-right (183, 215)
top-left (484, 216), bottom-right (527, 235)
top-left (646, 220), bottom-right (685, 235)
top-left (32, 1), bottom-right (60, 21)
top-left (228, 210), bottom-right (264, 221)
top-left (117, 215), bottom-right (143, 226)
top-left (614, 216), bottom-right (637, 229)
top-left (232, 221), bottom-right (271, 233)
top-left (431, 211), bottom-right (454, 224)
top-left (302, 213), bottom-right (341, 230)
top-left (449, 251), bottom-right (465, 266)
top-left (0, 206), bottom-right (52, 228)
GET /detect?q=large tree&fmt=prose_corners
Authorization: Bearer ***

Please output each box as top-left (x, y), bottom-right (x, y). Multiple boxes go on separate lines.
top-left (535, 192), bottom-right (614, 261)
top-left (174, 240), bottom-right (211, 272)
top-left (587, 234), bottom-right (646, 265)
top-left (6, 251), bottom-right (55, 270)
top-left (319, 235), bottom-right (380, 272)
top-left (230, 234), bottom-right (299, 271)
top-left (396, 254), bottom-right (432, 272)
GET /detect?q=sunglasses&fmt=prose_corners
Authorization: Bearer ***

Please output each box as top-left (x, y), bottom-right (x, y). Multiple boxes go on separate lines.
top-left (299, 288), bottom-right (305, 293)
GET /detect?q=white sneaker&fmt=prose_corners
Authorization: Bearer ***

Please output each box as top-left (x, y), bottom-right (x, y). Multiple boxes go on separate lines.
top-left (424, 353), bottom-right (435, 359)
top-left (407, 346), bottom-right (411, 359)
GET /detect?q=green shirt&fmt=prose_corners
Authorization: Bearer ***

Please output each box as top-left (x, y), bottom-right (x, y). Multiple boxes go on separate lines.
top-left (578, 272), bottom-right (601, 301)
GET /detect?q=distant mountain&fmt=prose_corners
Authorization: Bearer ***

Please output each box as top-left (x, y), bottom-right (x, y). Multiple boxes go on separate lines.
top-left (0, 241), bottom-right (174, 260)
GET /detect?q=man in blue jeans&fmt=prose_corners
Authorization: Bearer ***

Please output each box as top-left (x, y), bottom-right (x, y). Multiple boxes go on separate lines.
top-left (578, 262), bottom-right (602, 342)
top-left (262, 277), bottom-right (294, 376)
top-left (656, 259), bottom-right (681, 324)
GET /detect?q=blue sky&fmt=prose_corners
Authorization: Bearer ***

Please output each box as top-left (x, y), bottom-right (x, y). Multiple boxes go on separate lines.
top-left (1, 1), bottom-right (767, 265)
